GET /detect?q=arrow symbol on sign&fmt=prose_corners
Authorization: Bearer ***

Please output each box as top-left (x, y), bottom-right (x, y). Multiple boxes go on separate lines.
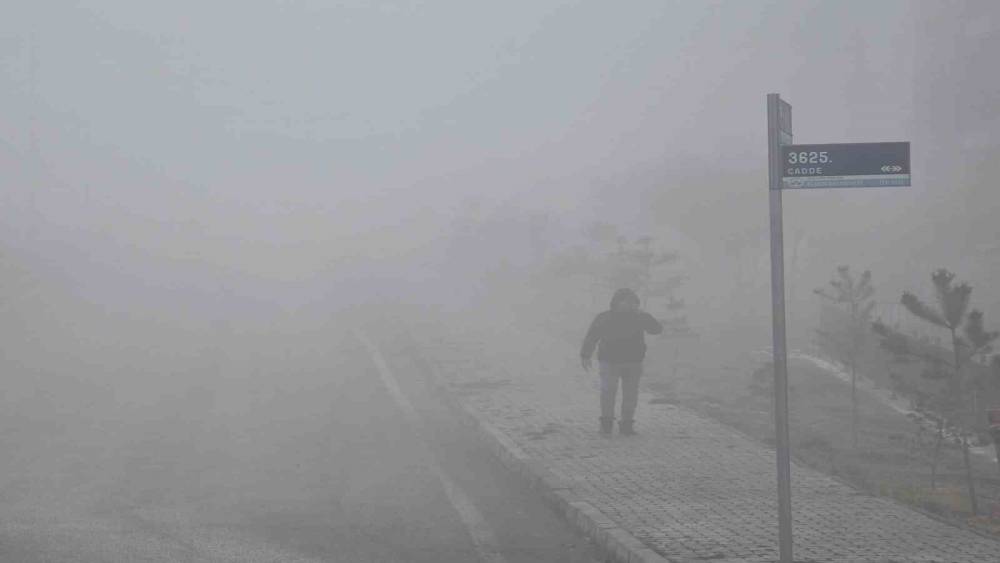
top-left (881, 165), bottom-right (903, 173)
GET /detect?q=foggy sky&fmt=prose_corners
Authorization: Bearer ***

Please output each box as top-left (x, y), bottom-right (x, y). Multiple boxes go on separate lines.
top-left (2, 1), bottom-right (998, 323)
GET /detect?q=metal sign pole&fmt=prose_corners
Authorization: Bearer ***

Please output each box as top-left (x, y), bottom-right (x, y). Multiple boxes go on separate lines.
top-left (767, 93), bottom-right (794, 563)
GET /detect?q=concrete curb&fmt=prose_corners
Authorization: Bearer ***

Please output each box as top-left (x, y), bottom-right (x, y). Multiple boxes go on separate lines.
top-left (423, 362), bottom-right (671, 563)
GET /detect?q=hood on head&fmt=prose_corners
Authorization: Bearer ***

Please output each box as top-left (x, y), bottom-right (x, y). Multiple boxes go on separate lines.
top-left (610, 288), bottom-right (639, 310)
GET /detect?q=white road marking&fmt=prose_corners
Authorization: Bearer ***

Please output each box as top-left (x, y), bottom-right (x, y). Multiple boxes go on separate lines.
top-left (353, 329), bottom-right (508, 563)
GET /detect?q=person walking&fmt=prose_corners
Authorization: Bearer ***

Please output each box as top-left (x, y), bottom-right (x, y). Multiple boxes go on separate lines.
top-left (580, 288), bottom-right (663, 436)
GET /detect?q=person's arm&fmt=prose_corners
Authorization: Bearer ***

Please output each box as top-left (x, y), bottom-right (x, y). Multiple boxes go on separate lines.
top-left (642, 311), bottom-right (664, 335)
top-left (580, 313), bottom-right (604, 370)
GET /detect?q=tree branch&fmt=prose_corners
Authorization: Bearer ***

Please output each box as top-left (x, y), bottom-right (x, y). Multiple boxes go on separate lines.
top-left (901, 292), bottom-right (948, 328)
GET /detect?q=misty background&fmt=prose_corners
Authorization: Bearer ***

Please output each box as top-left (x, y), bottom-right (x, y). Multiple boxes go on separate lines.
top-left (1, 0), bottom-right (998, 459)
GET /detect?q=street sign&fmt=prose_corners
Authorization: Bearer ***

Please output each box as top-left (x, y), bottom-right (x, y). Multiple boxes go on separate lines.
top-left (766, 95), bottom-right (911, 563)
top-left (781, 142), bottom-right (910, 189)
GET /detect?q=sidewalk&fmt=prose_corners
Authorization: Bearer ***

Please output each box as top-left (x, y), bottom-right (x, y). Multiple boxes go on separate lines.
top-left (408, 314), bottom-right (1000, 563)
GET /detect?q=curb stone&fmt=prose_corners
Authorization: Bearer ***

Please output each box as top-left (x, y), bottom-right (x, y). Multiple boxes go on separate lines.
top-left (421, 359), bottom-right (672, 563)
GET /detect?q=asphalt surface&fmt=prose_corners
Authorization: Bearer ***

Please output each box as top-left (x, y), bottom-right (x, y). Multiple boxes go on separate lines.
top-left (0, 322), bottom-right (602, 562)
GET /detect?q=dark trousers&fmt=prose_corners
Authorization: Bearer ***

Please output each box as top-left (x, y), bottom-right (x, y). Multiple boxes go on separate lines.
top-left (599, 361), bottom-right (642, 422)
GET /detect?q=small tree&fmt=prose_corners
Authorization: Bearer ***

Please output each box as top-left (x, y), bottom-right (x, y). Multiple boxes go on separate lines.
top-left (582, 229), bottom-right (686, 315)
top-left (873, 269), bottom-right (998, 515)
top-left (602, 235), bottom-right (680, 305)
top-left (814, 265), bottom-right (875, 448)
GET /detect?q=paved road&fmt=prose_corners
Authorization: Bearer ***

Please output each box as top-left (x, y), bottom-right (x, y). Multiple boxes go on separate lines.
top-left (0, 322), bottom-right (601, 562)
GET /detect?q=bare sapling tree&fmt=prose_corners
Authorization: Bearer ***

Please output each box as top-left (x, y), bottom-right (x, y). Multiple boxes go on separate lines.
top-left (547, 223), bottom-right (691, 341)
top-left (814, 265), bottom-right (875, 449)
top-left (873, 269), bottom-right (998, 515)
top-left (604, 235), bottom-right (681, 305)
top-left (582, 224), bottom-right (688, 329)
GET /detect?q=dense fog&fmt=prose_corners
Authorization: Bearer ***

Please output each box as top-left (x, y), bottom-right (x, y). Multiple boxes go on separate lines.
top-left (1, 1), bottom-right (998, 561)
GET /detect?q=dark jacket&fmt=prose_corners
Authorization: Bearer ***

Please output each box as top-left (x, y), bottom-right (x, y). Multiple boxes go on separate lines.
top-left (580, 308), bottom-right (663, 363)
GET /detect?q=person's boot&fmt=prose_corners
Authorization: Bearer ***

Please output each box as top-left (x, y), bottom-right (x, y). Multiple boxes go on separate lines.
top-left (619, 419), bottom-right (636, 436)
top-left (599, 417), bottom-right (614, 436)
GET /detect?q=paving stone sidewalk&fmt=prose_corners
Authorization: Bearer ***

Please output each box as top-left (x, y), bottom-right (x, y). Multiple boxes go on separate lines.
top-left (412, 319), bottom-right (1000, 563)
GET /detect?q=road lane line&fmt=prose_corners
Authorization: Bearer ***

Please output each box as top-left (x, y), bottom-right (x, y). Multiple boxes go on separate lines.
top-left (353, 329), bottom-right (508, 563)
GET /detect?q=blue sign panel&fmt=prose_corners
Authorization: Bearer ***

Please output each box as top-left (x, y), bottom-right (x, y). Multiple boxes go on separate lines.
top-left (781, 142), bottom-right (910, 189)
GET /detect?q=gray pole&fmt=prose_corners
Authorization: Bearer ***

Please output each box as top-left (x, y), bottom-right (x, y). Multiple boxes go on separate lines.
top-left (767, 93), bottom-right (793, 563)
